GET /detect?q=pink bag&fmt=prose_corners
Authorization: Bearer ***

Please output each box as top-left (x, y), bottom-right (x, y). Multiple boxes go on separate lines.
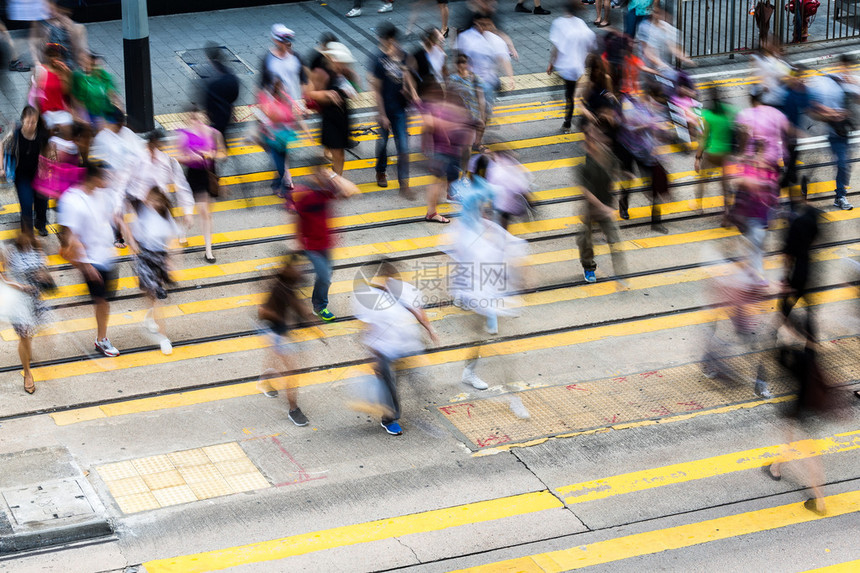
top-left (33, 154), bottom-right (85, 199)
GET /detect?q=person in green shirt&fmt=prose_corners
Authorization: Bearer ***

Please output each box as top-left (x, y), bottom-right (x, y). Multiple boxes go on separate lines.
top-left (625, 0), bottom-right (653, 38)
top-left (694, 87), bottom-right (736, 225)
top-left (72, 53), bottom-right (119, 125)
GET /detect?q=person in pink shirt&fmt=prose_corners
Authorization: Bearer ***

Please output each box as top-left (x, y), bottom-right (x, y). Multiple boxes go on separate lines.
top-left (735, 85), bottom-right (790, 173)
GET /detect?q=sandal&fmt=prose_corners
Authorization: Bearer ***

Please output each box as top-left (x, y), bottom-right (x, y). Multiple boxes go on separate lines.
top-left (114, 240), bottom-right (127, 249)
top-left (425, 213), bottom-right (450, 224)
top-left (23, 372), bottom-right (35, 394)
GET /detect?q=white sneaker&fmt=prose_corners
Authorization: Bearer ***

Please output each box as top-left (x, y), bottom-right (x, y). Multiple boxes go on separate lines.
top-left (508, 396), bottom-right (531, 419)
top-left (346, 8), bottom-right (361, 16)
top-left (95, 338), bottom-right (120, 357)
top-left (143, 310), bottom-right (159, 334)
top-left (462, 371), bottom-right (488, 390)
top-left (378, 2), bottom-right (393, 12)
top-left (159, 337), bottom-right (173, 356)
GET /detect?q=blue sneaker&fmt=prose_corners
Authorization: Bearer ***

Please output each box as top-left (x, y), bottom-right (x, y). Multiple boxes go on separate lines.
top-left (584, 270), bottom-right (596, 283)
top-left (315, 308), bottom-right (335, 321)
top-left (381, 421), bottom-right (403, 435)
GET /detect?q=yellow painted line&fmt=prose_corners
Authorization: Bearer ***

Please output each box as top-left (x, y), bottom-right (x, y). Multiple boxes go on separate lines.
top-left (449, 490), bottom-right (860, 573)
top-left (557, 431), bottom-right (860, 504)
top-left (143, 490), bottom-right (562, 573)
top-left (804, 559), bottom-right (860, 573)
top-left (47, 286), bottom-right (857, 425)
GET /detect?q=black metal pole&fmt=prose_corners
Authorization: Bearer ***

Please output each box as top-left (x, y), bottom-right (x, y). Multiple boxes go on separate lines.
top-left (122, 0), bottom-right (154, 132)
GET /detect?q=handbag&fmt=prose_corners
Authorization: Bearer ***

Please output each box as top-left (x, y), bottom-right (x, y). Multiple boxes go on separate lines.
top-left (207, 168), bottom-right (220, 198)
top-left (32, 142), bottom-right (85, 199)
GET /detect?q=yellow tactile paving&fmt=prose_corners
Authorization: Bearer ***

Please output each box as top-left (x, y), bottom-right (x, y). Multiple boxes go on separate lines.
top-left (96, 442), bottom-right (270, 514)
top-left (114, 491), bottom-right (160, 514)
top-left (437, 338), bottom-right (860, 451)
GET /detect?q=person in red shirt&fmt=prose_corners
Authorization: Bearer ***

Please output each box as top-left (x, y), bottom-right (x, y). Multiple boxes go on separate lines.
top-left (292, 161), bottom-right (357, 321)
top-left (35, 44), bottom-right (71, 114)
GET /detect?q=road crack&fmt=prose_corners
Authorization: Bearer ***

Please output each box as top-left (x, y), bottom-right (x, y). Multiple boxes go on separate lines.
top-left (395, 536), bottom-right (421, 564)
top-left (511, 450), bottom-right (592, 531)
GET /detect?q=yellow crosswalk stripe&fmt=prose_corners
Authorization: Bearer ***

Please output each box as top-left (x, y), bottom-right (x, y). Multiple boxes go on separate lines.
top-left (47, 286), bottom-right (857, 425)
top-left (803, 559), bottom-right (860, 572)
top-left (139, 432), bottom-right (860, 573)
top-left (450, 490), bottom-right (860, 572)
top-left (557, 431), bottom-right (860, 504)
top-left (142, 491), bottom-right (563, 573)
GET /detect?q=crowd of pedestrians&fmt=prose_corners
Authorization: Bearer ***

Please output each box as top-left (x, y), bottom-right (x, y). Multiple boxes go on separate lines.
top-left (0, 0), bottom-right (856, 511)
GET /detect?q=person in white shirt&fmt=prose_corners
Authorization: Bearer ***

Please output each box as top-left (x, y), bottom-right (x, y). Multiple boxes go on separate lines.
top-left (126, 187), bottom-right (179, 355)
top-left (353, 259), bottom-right (438, 436)
top-left (261, 25), bottom-right (307, 103)
top-left (547, 2), bottom-right (597, 132)
top-left (127, 130), bottom-right (195, 243)
top-left (457, 14), bottom-right (514, 150)
top-left (57, 161), bottom-right (124, 357)
top-left (89, 107), bottom-right (145, 249)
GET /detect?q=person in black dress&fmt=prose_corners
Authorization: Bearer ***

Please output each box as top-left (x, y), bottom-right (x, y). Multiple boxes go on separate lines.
top-left (2, 106), bottom-right (49, 234)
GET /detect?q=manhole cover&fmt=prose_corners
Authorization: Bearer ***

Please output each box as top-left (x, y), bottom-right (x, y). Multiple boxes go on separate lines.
top-left (2, 478), bottom-right (96, 526)
top-left (177, 46), bottom-right (253, 79)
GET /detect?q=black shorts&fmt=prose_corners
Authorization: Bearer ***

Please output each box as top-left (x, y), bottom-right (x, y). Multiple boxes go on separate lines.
top-left (85, 265), bottom-right (117, 301)
top-left (429, 154), bottom-right (461, 182)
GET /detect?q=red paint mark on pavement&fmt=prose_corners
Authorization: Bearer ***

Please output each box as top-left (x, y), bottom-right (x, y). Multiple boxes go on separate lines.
top-left (641, 371), bottom-right (663, 379)
top-left (677, 401), bottom-right (704, 410)
top-left (613, 377), bottom-right (628, 383)
top-left (650, 404), bottom-right (672, 416)
top-left (476, 433), bottom-right (512, 448)
top-left (270, 437), bottom-right (327, 487)
top-left (604, 414), bottom-right (619, 424)
top-left (565, 384), bottom-right (589, 391)
top-left (440, 403), bottom-right (475, 418)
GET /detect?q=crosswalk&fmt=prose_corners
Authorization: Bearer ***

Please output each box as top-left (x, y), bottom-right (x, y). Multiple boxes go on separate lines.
top-left (1, 82), bottom-right (858, 571)
top-left (141, 431), bottom-right (860, 572)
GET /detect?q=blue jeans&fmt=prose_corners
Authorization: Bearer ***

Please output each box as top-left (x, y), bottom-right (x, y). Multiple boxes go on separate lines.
top-left (376, 106), bottom-right (409, 185)
top-left (625, 10), bottom-right (648, 38)
top-left (829, 132), bottom-right (849, 200)
top-left (305, 250), bottom-right (331, 312)
top-left (15, 176), bottom-right (48, 231)
top-left (267, 146), bottom-right (288, 194)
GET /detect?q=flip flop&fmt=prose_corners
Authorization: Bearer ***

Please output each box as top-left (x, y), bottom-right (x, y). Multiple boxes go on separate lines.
top-left (425, 214), bottom-right (450, 224)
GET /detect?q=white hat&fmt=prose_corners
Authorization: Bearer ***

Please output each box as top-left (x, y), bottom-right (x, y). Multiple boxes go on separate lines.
top-left (324, 42), bottom-right (356, 64)
top-left (271, 24), bottom-right (295, 43)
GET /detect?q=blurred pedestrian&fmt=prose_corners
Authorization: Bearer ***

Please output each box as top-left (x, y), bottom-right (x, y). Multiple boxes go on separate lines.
top-left (694, 87), bottom-right (736, 222)
top-left (780, 66), bottom-right (811, 196)
top-left (202, 43), bottom-right (240, 141)
top-left (128, 130), bottom-right (195, 244)
top-left (1, 106), bottom-right (49, 234)
top-left (371, 23), bottom-right (417, 196)
top-left (808, 54), bottom-right (857, 211)
top-left (353, 259), bottom-right (439, 436)
top-left (4, 0), bottom-right (46, 71)
top-left (71, 53), bottom-right (119, 126)
top-left (0, 227), bottom-right (53, 394)
top-left (306, 42), bottom-right (358, 177)
top-left (126, 188), bottom-right (178, 355)
top-left (257, 253), bottom-right (327, 426)
top-left (90, 107), bottom-right (145, 249)
top-left (780, 189), bottom-right (820, 332)
top-left (410, 28), bottom-right (446, 99)
top-left (176, 107), bottom-right (226, 263)
top-left (405, 0), bottom-right (451, 38)
top-left (483, 149), bottom-right (533, 230)
top-left (57, 161), bottom-right (122, 357)
top-left (732, 140), bottom-right (779, 280)
top-left (38, 0), bottom-right (88, 69)
top-left (515, 0), bottom-right (550, 15)
top-left (422, 87), bottom-right (476, 223)
top-left (624, 0), bottom-right (652, 39)
top-left (261, 25), bottom-right (306, 103)
top-left (346, 0), bottom-right (395, 17)
top-left (547, 2), bottom-right (597, 133)
top-left (292, 161), bottom-right (358, 322)
top-left (257, 78), bottom-right (309, 202)
top-left (616, 85), bottom-right (671, 233)
top-left (446, 53), bottom-right (485, 166)
top-left (593, 0), bottom-right (611, 27)
top-left (578, 120), bottom-right (627, 284)
top-left (32, 43), bottom-right (71, 115)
